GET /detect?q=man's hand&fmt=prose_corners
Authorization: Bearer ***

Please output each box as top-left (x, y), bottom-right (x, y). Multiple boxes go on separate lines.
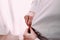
top-left (24, 15), bottom-right (33, 26)
top-left (23, 28), bottom-right (37, 40)
top-left (24, 11), bottom-right (35, 26)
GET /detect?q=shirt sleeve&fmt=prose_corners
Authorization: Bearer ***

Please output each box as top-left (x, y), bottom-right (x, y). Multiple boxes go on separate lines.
top-left (27, 0), bottom-right (41, 16)
top-left (30, 0), bottom-right (41, 14)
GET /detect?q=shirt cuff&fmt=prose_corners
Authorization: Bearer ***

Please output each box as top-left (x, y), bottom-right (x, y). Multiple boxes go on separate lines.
top-left (35, 38), bottom-right (40, 40)
top-left (26, 11), bottom-right (35, 17)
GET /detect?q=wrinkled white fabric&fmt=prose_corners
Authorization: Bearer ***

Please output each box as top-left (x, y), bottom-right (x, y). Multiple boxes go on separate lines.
top-left (31, 0), bottom-right (60, 39)
top-left (0, 0), bottom-right (32, 36)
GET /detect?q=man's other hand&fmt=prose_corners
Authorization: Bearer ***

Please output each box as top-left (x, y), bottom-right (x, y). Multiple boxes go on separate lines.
top-left (23, 28), bottom-right (37, 40)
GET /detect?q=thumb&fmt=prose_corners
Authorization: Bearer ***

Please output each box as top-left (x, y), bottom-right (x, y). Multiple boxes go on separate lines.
top-left (28, 16), bottom-right (33, 25)
top-left (30, 28), bottom-right (35, 34)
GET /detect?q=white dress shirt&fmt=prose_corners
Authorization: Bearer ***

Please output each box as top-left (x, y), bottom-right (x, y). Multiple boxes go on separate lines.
top-left (0, 0), bottom-right (32, 36)
top-left (29, 0), bottom-right (60, 39)
top-left (0, 0), bottom-right (33, 40)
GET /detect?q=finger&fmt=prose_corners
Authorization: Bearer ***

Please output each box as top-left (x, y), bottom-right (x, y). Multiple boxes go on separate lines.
top-left (24, 16), bottom-right (29, 22)
top-left (29, 28), bottom-right (37, 37)
top-left (24, 15), bottom-right (29, 19)
top-left (30, 28), bottom-right (35, 34)
top-left (28, 16), bottom-right (33, 26)
top-left (24, 28), bottom-right (31, 34)
top-left (24, 28), bottom-right (28, 34)
top-left (23, 28), bottom-right (30, 37)
top-left (28, 20), bottom-right (31, 26)
top-left (24, 15), bottom-right (29, 25)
